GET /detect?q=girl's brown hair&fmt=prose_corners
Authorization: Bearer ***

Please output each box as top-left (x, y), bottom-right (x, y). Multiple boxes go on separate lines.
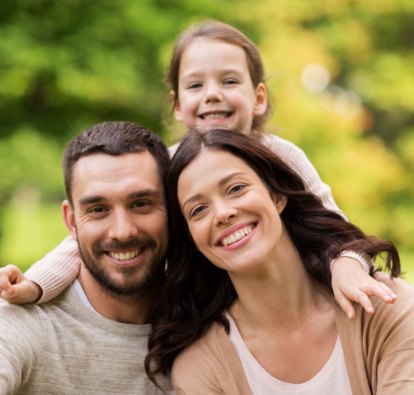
top-left (167, 20), bottom-right (271, 131)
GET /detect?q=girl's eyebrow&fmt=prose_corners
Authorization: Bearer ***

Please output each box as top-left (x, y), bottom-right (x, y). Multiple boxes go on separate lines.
top-left (181, 67), bottom-right (244, 80)
top-left (181, 172), bottom-right (244, 211)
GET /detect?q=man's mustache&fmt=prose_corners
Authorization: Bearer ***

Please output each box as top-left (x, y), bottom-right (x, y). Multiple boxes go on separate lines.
top-left (93, 237), bottom-right (157, 255)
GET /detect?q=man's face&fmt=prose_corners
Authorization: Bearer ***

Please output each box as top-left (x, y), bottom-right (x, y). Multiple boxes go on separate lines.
top-left (63, 151), bottom-right (168, 297)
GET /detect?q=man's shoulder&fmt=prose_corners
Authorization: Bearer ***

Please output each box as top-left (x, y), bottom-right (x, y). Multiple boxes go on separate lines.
top-left (0, 299), bottom-right (40, 319)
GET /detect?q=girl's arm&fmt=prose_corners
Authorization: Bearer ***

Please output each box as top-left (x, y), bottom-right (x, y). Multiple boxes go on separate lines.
top-left (0, 236), bottom-right (80, 304)
top-left (262, 134), bottom-right (397, 316)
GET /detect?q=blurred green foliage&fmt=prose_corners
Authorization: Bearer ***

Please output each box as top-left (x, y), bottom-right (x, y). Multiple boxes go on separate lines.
top-left (0, 0), bottom-right (413, 281)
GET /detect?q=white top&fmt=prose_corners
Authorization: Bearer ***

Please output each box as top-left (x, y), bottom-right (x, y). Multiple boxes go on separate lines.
top-left (227, 313), bottom-right (352, 395)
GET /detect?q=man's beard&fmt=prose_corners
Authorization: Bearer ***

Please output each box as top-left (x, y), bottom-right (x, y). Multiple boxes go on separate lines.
top-left (77, 236), bottom-right (164, 299)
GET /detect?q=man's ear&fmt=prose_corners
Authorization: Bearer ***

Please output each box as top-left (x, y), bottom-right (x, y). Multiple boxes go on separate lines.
top-left (62, 200), bottom-right (77, 240)
top-left (171, 90), bottom-right (184, 122)
top-left (253, 82), bottom-right (268, 117)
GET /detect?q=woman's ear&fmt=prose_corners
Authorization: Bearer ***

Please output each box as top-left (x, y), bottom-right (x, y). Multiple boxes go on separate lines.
top-left (276, 195), bottom-right (288, 214)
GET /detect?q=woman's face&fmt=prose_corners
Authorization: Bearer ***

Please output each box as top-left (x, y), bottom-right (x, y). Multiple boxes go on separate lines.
top-left (177, 149), bottom-right (287, 274)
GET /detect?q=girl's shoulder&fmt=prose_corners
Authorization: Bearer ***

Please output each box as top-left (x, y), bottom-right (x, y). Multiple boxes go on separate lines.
top-left (260, 132), bottom-right (305, 155)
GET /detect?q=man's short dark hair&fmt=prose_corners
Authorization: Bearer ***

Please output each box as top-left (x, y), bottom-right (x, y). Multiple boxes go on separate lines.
top-left (63, 121), bottom-right (170, 204)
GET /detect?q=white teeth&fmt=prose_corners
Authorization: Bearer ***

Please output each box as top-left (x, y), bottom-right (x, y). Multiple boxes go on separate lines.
top-left (221, 226), bottom-right (253, 246)
top-left (109, 249), bottom-right (140, 261)
top-left (202, 112), bottom-right (228, 120)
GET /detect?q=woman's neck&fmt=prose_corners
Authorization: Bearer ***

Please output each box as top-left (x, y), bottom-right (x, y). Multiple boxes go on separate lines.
top-left (228, 234), bottom-right (332, 330)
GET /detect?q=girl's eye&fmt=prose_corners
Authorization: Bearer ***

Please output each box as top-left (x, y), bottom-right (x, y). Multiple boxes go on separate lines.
top-left (188, 82), bottom-right (202, 89)
top-left (223, 79), bottom-right (238, 85)
top-left (189, 205), bottom-right (207, 218)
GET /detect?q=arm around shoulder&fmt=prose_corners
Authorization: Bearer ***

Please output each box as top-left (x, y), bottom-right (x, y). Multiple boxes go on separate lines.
top-left (25, 236), bottom-right (81, 303)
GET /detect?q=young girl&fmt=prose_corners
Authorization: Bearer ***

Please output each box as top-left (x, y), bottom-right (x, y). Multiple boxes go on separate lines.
top-left (0, 20), bottom-right (395, 315)
top-left (146, 128), bottom-right (414, 393)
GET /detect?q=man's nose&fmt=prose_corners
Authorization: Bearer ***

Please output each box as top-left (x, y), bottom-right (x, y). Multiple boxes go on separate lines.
top-left (108, 209), bottom-right (139, 241)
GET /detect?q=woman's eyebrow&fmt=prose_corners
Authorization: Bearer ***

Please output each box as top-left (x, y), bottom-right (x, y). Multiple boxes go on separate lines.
top-left (181, 172), bottom-right (244, 211)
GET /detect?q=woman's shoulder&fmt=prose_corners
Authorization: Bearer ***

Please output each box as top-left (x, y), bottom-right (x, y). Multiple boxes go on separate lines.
top-left (171, 321), bottom-right (251, 394)
top-left (172, 322), bottom-right (228, 374)
top-left (347, 276), bottom-right (414, 334)
top-left (375, 276), bottom-right (414, 319)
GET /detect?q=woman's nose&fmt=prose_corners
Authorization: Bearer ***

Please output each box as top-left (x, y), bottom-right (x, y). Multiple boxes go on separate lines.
top-left (214, 201), bottom-right (237, 225)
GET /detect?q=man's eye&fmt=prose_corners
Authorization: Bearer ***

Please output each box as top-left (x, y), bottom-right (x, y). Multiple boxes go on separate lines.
top-left (88, 206), bottom-right (107, 214)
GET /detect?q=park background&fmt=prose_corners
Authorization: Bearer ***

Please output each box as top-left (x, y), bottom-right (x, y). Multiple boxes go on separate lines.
top-left (1, 0), bottom-right (413, 284)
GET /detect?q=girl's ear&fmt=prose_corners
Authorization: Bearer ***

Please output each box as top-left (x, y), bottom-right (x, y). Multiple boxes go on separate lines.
top-left (171, 90), bottom-right (184, 122)
top-left (253, 82), bottom-right (268, 116)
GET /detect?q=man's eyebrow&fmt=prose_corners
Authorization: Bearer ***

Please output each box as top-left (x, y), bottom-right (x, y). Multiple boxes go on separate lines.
top-left (79, 196), bottom-right (105, 206)
top-left (128, 189), bottom-right (163, 200)
top-left (78, 189), bottom-right (162, 206)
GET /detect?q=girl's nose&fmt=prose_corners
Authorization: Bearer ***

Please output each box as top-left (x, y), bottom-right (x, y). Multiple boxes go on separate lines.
top-left (204, 82), bottom-right (223, 103)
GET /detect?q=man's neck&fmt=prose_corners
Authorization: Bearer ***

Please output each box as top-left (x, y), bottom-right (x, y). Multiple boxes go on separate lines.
top-left (77, 268), bottom-right (151, 325)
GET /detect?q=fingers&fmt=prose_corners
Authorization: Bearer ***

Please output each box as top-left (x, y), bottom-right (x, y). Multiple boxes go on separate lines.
top-left (0, 264), bottom-right (21, 293)
top-left (0, 264), bottom-right (42, 304)
top-left (0, 281), bottom-right (42, 304)
top-left (360, 282), bottom-right (397, 304)
top-left (334, 290), bottom-right (356, 319)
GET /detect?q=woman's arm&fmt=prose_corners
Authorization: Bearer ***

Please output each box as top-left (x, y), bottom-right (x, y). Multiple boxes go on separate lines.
top-left (0, 236), bottom-right (80, 304)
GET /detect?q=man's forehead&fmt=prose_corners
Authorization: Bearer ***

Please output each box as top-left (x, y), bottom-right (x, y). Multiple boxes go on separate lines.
top-left (72, 152), bottom-right (163, 196)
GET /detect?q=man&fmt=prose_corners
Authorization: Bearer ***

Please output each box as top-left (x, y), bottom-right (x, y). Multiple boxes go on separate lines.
top-left (0, 121), bottom-right (171, 393)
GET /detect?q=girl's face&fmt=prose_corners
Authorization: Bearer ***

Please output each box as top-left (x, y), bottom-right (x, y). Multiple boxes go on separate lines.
top-left (173, 38), bottom-right (267, 135)
top-left (177, 149), bottom-right (287, 274)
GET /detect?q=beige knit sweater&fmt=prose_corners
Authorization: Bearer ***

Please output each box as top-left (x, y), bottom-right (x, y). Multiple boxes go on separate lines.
top-left (172, 277), bottom-right (414, 395)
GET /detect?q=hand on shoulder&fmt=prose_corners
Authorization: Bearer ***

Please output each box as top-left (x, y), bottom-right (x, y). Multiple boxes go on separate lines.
top-left (0, 264), bottom-right (42, 304)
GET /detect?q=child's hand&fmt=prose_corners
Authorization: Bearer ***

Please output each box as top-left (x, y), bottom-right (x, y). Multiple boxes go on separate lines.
top-left (0, 264), bottom-right (42, 304)
top-left (331, 257), bottom-right (397, 319)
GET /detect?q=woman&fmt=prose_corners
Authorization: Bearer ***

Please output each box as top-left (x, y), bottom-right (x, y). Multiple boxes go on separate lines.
top-left (146, 129), bottom-right (414, 394)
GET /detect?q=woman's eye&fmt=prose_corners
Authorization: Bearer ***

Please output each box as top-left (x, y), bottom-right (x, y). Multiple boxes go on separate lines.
top-left (228, 184), bottom-right (246, 194)
top-left (190, 205), bottom-right (206, 218)
top-left (132, 200), bottom-right (151, 209)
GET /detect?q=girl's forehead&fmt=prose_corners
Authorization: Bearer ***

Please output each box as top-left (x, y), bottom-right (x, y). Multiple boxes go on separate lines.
top-left (182, 37), bottom-right (245, 60)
